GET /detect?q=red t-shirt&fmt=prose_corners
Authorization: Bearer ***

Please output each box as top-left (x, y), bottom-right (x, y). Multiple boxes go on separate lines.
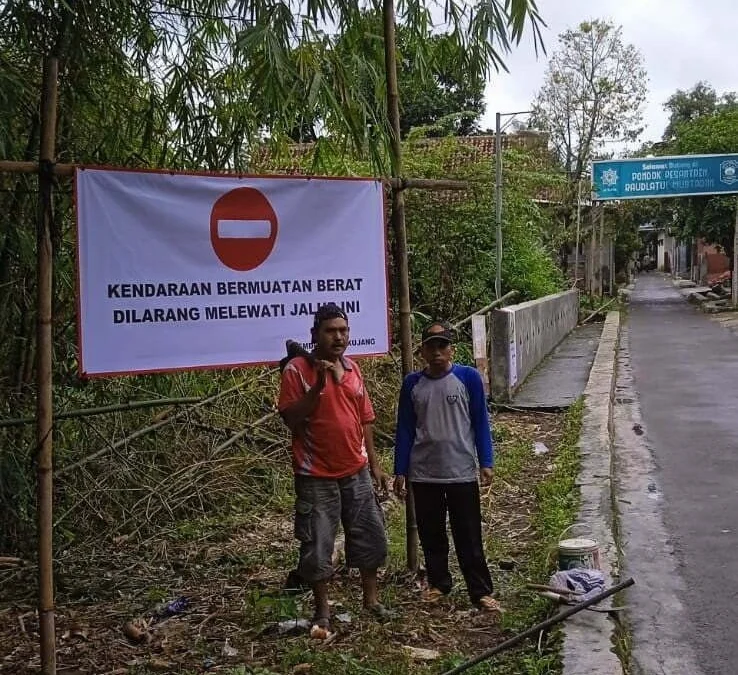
top-left (278, 356), bottom-right (375, 478)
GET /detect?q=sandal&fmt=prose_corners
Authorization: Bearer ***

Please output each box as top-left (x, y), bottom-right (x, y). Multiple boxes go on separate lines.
top-left (421, 587), bottom-right (446, 603)
top-left (311, 615), bottom-right (332, 631)
top-left (477, 595), bottom-right (504, 614)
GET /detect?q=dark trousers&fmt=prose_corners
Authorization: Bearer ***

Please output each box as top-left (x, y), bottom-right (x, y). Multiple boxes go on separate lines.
top-left (411, 481), bottom-right (493, 603)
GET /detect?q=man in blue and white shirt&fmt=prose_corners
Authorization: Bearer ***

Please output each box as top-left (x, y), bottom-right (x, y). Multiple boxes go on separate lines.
top-left (393, 320), bottom-right (501, 612)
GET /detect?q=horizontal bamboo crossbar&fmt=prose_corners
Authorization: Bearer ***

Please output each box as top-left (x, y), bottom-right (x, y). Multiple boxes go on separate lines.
top-left (0, 160), bottom-right (467, 190)
top-left (0, 396), bottom-right (200, 428)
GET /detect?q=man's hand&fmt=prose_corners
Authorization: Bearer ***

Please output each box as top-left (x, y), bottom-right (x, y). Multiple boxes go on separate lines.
top-left (313, 360), bottom-right (335, 389)
top-left (371, 465), bottom-right (391, 495)
top-left (480, 467), bottom-right (494, 486)
top-left (393, 475), bottom-right (407, 499)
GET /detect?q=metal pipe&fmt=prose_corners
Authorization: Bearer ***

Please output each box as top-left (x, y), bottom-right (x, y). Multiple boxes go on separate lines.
top-left (441, 577), bottom-right (635, 675)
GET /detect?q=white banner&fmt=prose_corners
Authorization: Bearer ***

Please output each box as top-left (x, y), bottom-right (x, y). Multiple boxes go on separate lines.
top-left (75, 168), bottom-right (389, 376)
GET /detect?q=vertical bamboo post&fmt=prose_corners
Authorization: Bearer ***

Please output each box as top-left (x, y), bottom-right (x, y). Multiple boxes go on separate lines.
top-left (37, 55), bottom-right (59, 675)
top-left (383, 0), bottom-right (418, 571)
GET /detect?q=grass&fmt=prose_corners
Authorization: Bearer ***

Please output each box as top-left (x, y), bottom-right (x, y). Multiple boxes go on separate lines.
top-left (0, 404), bottom-right (585, 675)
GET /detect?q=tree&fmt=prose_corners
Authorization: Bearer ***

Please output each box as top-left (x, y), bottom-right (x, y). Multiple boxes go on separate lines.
top-left (671, 109), bottom-right (738, 260)
top-left (396, 32), bottom-right (486, 137)
top-left (662, 82), bottom-right (738, 142)
top-left (530, 19), bottom-right (647, 274)
top-left (532, 19), bottom-right (647, 182)
top-left (285, 12), bottom-right (492, 144)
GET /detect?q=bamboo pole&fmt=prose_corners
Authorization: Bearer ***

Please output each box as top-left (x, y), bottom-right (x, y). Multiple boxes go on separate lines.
top-left (452, 290), bottom-right (518, 330)
top-left (36, 55), bottom-right (59, 675)
top-left (54, 381), bottom-right (246, 478)
top-left (0, 160), bottom-right (467, 192)
top-left (0, 396), bottom-right (200, 428)
top-left (383, 0), bottom-right (417, 572)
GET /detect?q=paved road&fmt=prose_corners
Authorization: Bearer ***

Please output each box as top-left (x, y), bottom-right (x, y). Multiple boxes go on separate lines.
top-left (624, 274), bottom-right (738, 675)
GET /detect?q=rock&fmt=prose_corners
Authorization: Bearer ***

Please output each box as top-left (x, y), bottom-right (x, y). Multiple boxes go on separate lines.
top-left (402, 646), bottom-right (441, 661)
top-left (687, 291), bottom-right (708, 304)
top-left (702, 301), bottom-right (734, 314)
top-left (675, 279), bottom-right (697, 288)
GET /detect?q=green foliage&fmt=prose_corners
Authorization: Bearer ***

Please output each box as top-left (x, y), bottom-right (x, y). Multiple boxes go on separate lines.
top-left (402, 141), bottom-right (565, 317)
top-left (654, 103), bottom-right (738, 256)
top-left (256, 136), bottom-right (565, 319)
top-left (662, 81), bottom-right (738, 142)
top-left (0, 0), bottom-right (547, 549)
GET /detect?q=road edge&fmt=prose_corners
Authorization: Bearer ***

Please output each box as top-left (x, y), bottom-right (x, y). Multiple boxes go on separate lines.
top-left (561, 310), bottom-right (623, 675)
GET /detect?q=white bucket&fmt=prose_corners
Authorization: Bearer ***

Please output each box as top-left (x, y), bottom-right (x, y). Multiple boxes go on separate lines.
top-left (558, 537), bottom-right (601, 570)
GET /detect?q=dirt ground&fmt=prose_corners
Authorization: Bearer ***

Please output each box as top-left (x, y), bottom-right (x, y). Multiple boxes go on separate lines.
top-left (0, 410), bottom-right (569, 674)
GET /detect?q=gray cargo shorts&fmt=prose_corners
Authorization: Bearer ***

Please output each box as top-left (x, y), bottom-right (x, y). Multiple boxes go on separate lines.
top-left (293, 466), bottom-right (387, 582)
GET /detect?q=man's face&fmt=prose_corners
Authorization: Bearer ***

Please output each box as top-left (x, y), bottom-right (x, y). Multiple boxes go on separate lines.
top-left (421, 332), bottom-right (453, 370)
top-left (312, 317), bottom-right (349, 357)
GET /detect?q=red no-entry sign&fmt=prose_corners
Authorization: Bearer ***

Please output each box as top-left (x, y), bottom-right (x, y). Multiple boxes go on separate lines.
top-left (210, 187), bottom-right (278, 271)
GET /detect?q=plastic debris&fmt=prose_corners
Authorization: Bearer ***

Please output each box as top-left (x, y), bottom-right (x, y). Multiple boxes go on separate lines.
top-left (155, 596), bottom-right (189, 618)
top-left (221, 639), bottom-right (239, 657)
top-left (276, 618), bottom-right (311, 635)
top-left (309, 624), bottom-right (333, 640)
top-left (533, 442), bottom-right (549, 455)
top-left (335, 612), bottom-right (352, 624)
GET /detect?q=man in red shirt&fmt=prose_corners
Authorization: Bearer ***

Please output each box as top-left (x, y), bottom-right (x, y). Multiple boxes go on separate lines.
top-left (279, 304), bottom-right (390, 631)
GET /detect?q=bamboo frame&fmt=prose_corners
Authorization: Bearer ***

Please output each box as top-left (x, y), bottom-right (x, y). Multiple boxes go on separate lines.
top-left (383, 0), bottom-right (418, 572)
top-left (36, 55), bottom-right (58, 675)
top-left (54, 381), bottom-right (248, 478)
top-left (0, 396), bottom-right (200, 428)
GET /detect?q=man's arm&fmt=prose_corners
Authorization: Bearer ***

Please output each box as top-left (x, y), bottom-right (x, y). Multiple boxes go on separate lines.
top-left (279, 361), bottom-right (331, 434)
top-left (465, 367), bottom-right (494, 471)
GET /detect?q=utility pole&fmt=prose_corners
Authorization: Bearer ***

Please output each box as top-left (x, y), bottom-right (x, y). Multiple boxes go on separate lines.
top-left (494, 110), bottom-right (533, 299)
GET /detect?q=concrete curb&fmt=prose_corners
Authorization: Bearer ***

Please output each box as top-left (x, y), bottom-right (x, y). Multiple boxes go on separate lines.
top-left (562, 311), bottom-right (622, 675)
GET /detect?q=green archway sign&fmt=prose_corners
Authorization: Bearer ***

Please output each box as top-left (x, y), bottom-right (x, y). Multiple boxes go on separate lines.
top-left (592, 153), bottom-right (738, 200)
top-left (592, 153), bottom-right (738, 304)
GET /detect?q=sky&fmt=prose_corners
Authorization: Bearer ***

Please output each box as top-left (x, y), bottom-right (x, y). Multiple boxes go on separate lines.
top-left (479, 0), bottom-right (738, 152)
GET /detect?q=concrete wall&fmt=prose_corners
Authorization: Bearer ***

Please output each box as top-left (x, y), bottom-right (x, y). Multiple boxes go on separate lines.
top-left (490, 289), bottom-right (579, 402)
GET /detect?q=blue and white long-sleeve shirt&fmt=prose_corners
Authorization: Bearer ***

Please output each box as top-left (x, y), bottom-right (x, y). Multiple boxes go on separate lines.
top-left (394, 364), bottom-right (494, 483)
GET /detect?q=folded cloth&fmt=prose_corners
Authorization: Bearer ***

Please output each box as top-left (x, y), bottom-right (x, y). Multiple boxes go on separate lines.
top-left (549, 568), bottom-right (606, 603)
